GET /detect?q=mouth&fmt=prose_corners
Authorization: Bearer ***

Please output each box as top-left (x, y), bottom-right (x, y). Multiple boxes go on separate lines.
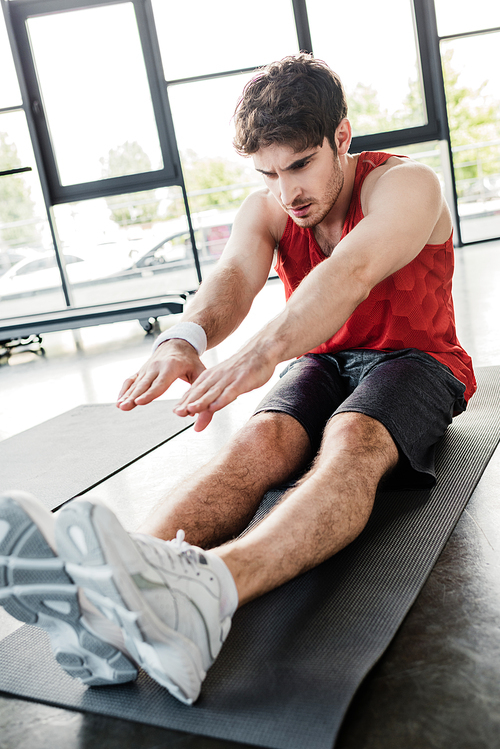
top-left (289, 203), bottom-right (312, 218)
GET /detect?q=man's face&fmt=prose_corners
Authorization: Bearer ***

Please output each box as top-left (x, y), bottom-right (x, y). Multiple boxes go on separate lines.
top-left (253, 138), bottom-right (344, 228)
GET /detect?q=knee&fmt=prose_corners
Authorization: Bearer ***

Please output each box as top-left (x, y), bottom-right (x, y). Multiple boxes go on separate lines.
top-left (220, 411), bottom-right (312, 477)
top-left (318, 412), bottom-right (399, 477)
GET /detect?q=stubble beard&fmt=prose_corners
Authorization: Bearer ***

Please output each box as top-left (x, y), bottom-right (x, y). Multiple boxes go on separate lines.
top-left (287, 156), bottom-right (344, 229)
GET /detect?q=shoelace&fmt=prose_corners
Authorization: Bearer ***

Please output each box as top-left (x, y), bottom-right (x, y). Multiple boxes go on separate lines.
top-left (171, 529), bottom-right (190, 553)
top-left (168, 529), bottom-right (201, 570)
top-left (133, 529), bottom-right (200, 576)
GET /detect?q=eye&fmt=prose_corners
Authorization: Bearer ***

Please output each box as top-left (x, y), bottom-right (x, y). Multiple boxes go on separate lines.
top-left (291, 159), bottom-right (310, 170)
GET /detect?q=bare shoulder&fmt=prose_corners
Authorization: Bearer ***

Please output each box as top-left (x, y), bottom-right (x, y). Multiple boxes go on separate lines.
top-left (362, 156), bottom-right (440, 199)
top-left (360, 156), bottom-right (451, 242)
top-left (233, 188), bottom-right (288, 244)
top-left (217, 189), bottom-right (286, 289)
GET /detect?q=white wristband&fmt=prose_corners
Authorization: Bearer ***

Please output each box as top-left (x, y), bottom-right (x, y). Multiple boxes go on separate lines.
top-left (152, 322), bottom-right (207, 356)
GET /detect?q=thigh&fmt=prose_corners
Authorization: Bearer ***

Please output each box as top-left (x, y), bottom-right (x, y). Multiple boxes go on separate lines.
top-left (253, 354), bottom-right (349, 454)
top-left (333, 351), bottom-right (467, 488)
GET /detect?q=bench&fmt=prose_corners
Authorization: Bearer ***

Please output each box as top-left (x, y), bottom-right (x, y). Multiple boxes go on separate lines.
top-left (0, 293), bottom-right (189, 360)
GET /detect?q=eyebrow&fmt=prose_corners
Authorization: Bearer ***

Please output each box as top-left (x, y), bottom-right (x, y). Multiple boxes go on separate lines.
top-left (255, 150), bottom-right (319, 175)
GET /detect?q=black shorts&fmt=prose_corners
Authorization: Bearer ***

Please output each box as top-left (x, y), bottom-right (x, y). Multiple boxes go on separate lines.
top-left (254, 349), bottom-right (467, 489)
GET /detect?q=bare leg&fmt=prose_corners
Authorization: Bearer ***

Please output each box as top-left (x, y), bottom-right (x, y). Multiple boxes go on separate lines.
top-left (51, 411), bottom-right (396, 703)
top-left (139, 411), bottom-right (313, 548)
top-left (214, 412), bottom-right (399, 606)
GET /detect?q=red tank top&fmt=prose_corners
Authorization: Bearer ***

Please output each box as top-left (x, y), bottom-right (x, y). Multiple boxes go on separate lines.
top-left (275, 151), bottom-right (476, 402)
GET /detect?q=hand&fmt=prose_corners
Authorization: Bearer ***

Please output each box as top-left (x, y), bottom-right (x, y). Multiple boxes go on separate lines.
top-left (173, 345), bottom-right (277, 431)
top-left (116, 339), bottom-right (206, 411)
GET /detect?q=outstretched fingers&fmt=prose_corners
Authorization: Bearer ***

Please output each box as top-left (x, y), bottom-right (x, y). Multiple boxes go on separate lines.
top-left (193, 410), bottom-right (215, 432)
top-left (116, 339), bottom-right (207, 411)
top-left (117, 369), bottom-right (165, 410)
top-left (117, 374), bottom-right (138, 401)
top-left (174, 369), bottom-right (238, 416)
top-left (173, 351), bottom-right (276, 429)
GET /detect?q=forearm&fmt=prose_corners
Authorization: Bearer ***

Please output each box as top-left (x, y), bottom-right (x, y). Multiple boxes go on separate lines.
top-left (243, 256), bottom-right (368, 366)
top-left (171, 259), bottom-right (368, 426)
top-left (179, 262), bottom-right (257, 349)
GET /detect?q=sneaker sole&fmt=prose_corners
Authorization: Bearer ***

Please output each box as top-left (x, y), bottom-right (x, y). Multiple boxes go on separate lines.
top-left (55, 499), bottom-right (207, 704)
top-left (0, 491), bottom-right (137, 686)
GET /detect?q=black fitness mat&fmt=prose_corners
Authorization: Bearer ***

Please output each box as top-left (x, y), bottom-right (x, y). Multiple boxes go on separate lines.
top-left (0, 367), bottom-right (499, 749)
top-left (0, 402), bottom-right (193, 510)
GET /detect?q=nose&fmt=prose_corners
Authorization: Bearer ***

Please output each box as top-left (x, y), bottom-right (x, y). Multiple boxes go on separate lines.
top-left (278, 174), bottom-right (301, 207)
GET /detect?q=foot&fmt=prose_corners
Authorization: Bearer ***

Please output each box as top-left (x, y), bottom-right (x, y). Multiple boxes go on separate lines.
top-left (0, 491), bottom-right (138, 686)
top-left (54, 498), bottom-right (238, 704)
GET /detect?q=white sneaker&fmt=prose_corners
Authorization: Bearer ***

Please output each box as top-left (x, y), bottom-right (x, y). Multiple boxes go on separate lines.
top-left (54, 498), bottom-right (238, 704)
top-left (0, 491), bottom-right (138, 686)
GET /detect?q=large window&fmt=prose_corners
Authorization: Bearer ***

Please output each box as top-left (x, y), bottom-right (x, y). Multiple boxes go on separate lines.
top-left (26, 3), bottom-right (164, 186)
top-left (434, 0), bottom-right (499, 37)
top-left (306, 0), bottom-right (426, 137)
top-left (3, 0), bottom-right (200, 320)
top-left (0, 7), bottom-right (59, 320)
top-left (167, 74), bottom-right (259, 218)
top-left (152, 0), bottom-right (300, 254)
top-left (1, 0), bottom-right (499, 329)
top-left (435, 0), bottom-right (500, 243)
top-left (11, 0), bottom-right (179, 204)
top-left (152, 0), bottom-right (299, 81)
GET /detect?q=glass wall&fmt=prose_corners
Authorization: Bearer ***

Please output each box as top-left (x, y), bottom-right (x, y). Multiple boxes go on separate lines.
top-left (0, 8), bottom-right (60, 320)
top-left (0, 13), bottom-right (21, 109)
top-left (435, 0), bottom-right (500, 243)
top-left (153, 0), bottom-right (300, 266)
top-left (440, 31), bottom-right (500, 243)
top-left (306, 0), bottom-right (426, 137)
top-left (2, 0), bottom-right (499, 330)
top-left (26, 3), bottom-right (163, 187)
top-left (52, 186), bottom-right (200, 308)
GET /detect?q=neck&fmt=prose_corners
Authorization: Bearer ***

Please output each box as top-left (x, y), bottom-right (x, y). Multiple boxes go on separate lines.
top-left (312, 153), bottom-right (358, 256)
top-left (323, 152), bottom-right (358, 231)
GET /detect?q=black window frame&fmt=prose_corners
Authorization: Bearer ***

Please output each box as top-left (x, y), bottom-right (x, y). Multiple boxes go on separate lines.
top-left (7, 0), bottom-right (182, 204)
top-left (1, 0), bottom-right (498, 319)
top-left (291, 0), bottom-right (449, 152)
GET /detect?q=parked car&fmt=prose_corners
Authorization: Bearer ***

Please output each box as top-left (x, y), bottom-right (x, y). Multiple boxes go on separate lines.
top-left (0, 250), bottom-right (130, 298)
top-left (0, 211), bottom-right (237, 299)
top-left (130, 210), bottom-right (236, 270)
top-left (0, 247), bottom-right (38, 275)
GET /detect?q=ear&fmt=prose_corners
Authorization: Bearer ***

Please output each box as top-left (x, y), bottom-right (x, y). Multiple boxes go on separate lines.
top-left (335, 118), bottom-right (352, 156)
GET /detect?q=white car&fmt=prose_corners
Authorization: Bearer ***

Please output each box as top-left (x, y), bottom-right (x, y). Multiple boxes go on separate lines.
top-left (131, 210), bottom-right (236, 269)
top-left (0, 248), bottom-right (37, 275)
top-left (0, 251), bottom-right (128, 299)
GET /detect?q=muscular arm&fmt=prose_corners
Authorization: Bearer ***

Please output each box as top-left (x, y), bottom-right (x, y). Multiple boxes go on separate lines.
top-left (248, 160), bottom-right (448, 359)
top-left (116, 190), bottom-right (278, 414)
top-left (174, 160), bottom-right (450, 422)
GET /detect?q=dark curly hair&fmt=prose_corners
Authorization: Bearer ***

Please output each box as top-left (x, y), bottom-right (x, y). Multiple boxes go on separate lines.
top-left (233, 53), bottom-right (348, 156)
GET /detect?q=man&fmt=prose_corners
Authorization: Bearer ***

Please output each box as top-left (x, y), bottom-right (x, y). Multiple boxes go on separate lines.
top-left (0, 55), bottom-right (475, 705)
